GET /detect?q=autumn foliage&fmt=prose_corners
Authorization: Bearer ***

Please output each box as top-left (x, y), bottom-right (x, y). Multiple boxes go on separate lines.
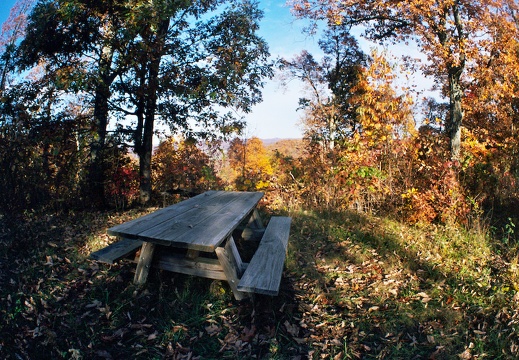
top-left (227, 137), bottom-right (273, 191)
top-left (1, 0), bottom-right (519, 228)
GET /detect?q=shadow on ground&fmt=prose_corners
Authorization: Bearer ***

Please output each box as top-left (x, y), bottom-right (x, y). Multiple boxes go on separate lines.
top-left (1, 208), bottom-right (517, 359)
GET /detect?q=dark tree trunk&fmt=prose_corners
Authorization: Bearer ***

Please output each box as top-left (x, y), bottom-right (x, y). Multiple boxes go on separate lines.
top-left (447, 65), bottom-right (463, 162)
top-left (136, 19), bottom-right (169, 205)
top-left (88, 47), bottom-right (114, 208)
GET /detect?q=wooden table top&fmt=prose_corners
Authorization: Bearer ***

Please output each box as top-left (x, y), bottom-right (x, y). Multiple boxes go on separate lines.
top-left (107, 191), bottom-right (263, 252)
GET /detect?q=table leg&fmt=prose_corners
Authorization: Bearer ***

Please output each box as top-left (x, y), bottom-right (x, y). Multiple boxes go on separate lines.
top-left (242, 208), bottom-right (265, 240)
top-left (134, 242), bottom-right (156, 285)
top-left (215, 236), bottom-right (248, 301)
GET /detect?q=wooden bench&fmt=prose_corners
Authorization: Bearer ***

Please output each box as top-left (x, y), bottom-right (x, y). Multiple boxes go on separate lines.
top-left (90, 205), bottom-right (291, 298)
top-left (237, 216), bottom-right (291, 296)
top-left (90, 238), bottom-right (143, 264)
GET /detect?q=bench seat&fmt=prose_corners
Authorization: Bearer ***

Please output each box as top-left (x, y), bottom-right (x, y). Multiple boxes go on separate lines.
top-left (237, 216), bottom-right (291, 296)
top-left (90, 238), bottom-right (143, 264)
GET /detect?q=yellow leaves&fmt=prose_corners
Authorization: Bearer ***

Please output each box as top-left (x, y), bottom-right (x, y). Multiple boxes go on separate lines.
top-left (401, 187), bottom-right (418, 200)
top-left (227, 137), bottom-right (273, 191)
top-left (351, 50), bottom-right (415, 148)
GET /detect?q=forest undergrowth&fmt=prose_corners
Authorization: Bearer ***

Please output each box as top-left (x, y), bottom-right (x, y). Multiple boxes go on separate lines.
top-left (1, 205), bottom-right (519, 359)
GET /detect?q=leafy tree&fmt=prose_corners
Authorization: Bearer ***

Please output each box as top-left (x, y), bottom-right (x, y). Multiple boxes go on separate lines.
top-left (0, 0), bottom-right (33, 92)
top-left (351, 49), bottom-right (415, 148)
top-left (114, 0), bottom-right (272, 203)
top-left (16, 0), bottom-right (272, 207)
top-left (0, 77), bottom-right (91, 215)
top-left (290, 0), bottom-right (519, 161)
top-left (152, 137), bottom-right (221, 194)
top-left (281, 24), bottom-right (366, 151)
top-left (18, 0), bottom-right (129, 207)
top-left (459, 12), bottom-right (519, 209)
top-left (228, 136), bottom-right (273, 190)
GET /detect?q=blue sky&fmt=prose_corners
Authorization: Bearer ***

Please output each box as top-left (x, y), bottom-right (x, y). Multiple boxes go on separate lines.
top-left (2, 1), bottom-right (433, 140)
top-left (1, 0), bottom-right (313, 139)
top-left (246, 0), bottom-right (321, 139)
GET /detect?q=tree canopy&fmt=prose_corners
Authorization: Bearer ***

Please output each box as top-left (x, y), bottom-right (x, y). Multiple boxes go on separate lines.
top-left (290, 0), bottom-right (519, 161)
top-left (5, 0), bottom-right (272, 207)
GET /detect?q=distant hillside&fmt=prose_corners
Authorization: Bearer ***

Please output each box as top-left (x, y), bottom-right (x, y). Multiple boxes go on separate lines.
top-left (264, 138), bottom-right (304, 159)
top-left (261, 138), bottom-right (288, 146)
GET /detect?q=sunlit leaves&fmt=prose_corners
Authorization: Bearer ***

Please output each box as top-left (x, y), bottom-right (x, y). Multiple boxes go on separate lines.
top-left (351, 49), bottom-right (415, 148)
top-left (152, 137), bottom-right (221, 193)
top-left (290, 0), bottom-right (519, 160)
top-left (227, 137), bottom-right (273, 190)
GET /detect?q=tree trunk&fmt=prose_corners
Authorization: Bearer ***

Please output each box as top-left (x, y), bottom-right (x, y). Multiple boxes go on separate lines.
top-left (446, 1), bottom-right (465, 162)
top-left (139, 106), bottom-right (154, 205)
top-left (447, 66), bottom-right (463, 161)
top-left (137, 19), bottom-right (169, 205)
top-left (88, 45), bottom-right (114, 208)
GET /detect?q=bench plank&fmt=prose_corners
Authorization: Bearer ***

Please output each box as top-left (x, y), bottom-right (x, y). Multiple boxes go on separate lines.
top-left (237, 216), bottom-right (291, 296)
top-left (90, 238), bottom-right (143, 264)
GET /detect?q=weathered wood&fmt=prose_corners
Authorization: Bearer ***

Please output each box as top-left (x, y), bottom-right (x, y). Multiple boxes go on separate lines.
top-left (108, 191), bottom-right (222, 236)
top-left (134, 242), bottom-right (156, 285)
top-left (107, 191), bottom-right (263, 252)
top-left (186, 249), bottom-right (200, 259)
top-left (227, 237), bottom-right (245, 276)
top-left (241, 227), bottom-right (265, 241)
top-left (237, 217), bottom-right (291, 296)
top-left (90, 238), bottom-right (143, 264)
top-left (215, 239), bottom-right (248, 301)
top-left (141, 192), bottom-right (263, 250)
top-left (242, 209), bottom-right (265, 241)
top-left (153, 253), bottom-right (227, 281)
top-left (248, 209), bottom-right (264, 229)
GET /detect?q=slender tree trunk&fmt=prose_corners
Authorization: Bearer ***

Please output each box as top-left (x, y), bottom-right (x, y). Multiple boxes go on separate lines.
top-left (447, 66), bottom-right (463, 161)
top-left (134, 68), bottom-right (146, 203)
top-left (446, 1), bottom-right (465, 162)
top-left (137, 19), bottom-right (169, 205)
top-left (88, 45), bottom-right (114, 208)
top-left (0, 48), bottom-right (11, 93)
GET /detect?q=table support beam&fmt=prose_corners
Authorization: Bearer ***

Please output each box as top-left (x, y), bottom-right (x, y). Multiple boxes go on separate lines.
top-left (242, 209), bottom-right (265, 241)
top-left (134, 242), bottom-right (156, 285)
top-left (215, 236), bottom-right (248, 301)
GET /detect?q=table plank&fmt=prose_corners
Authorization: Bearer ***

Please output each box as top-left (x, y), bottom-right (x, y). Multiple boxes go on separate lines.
top-left (107, 191), bottom-right (263, 252)
top-left (145, 192), bottom-right (263, 251)
top-left (107, 191), bottom-right (223, 237)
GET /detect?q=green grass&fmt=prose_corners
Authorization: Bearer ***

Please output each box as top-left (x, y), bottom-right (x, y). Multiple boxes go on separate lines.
top-left (1, 208), bottom-right (519, 359)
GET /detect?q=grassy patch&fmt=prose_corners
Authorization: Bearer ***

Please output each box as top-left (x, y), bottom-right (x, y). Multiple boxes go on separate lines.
top-left (1, 208), bottom-right (519, 359)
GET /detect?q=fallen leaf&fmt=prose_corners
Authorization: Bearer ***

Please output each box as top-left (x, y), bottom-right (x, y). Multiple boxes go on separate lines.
top-left (240, 325), bottom-right (256, 342)
top-left (284, 320), bottom-right (299, 337)
top-left (459, 348), bottom-right (471, 359)
top-left (85, 300), bottom-right (102, 309)
top-left (44, 256), bottom-right (53, 266)
top-left (205, 324), bottom-right (221, 336)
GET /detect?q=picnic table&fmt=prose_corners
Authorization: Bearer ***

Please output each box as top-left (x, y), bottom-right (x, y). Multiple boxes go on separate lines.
top-left (91, 190), bottom-right (291, 300)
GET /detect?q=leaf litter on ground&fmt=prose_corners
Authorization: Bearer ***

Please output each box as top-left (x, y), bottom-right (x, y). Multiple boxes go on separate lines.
top-left (2, 209), bottom-right (519, 359)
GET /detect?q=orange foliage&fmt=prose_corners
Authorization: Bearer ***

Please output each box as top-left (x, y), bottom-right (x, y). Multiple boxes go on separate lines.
top-left (152, 138), bottom-right (220, 193)
top-left (290, 0), bottom-right (519, 160)
top-left (227, 137), bottom-right (273, 191)
top-left (351, 49), bottom-right (415, 146)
